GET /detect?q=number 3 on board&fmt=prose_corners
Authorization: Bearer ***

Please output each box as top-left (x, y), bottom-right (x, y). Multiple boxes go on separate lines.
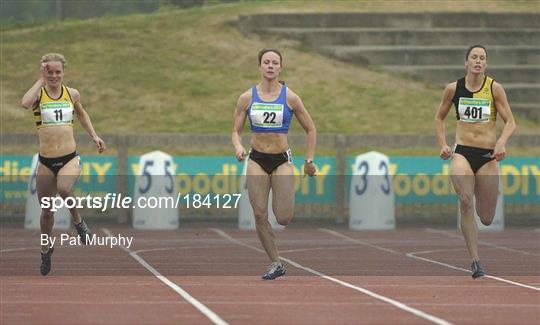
top-left (349, 151), bottom-right (395, 230)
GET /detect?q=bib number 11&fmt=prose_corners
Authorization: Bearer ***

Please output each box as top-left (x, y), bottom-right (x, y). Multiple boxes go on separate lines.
top-left (54, 109), bottom-right (63, 121)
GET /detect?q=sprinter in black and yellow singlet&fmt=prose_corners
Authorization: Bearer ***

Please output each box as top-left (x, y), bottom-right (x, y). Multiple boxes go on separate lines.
top-left (21, 53), bottom-right (106, 276)
top-left (232, 49), bottom-right (317, 280)
top-left (435, 45), bottom-right (516, 279)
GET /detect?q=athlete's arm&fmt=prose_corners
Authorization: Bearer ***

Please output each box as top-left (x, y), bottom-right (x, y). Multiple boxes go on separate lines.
top-left (232, 91), bottom-right (250, 161)
top-left (492, 82), bottom-right (516, 161)
top-left (434, 82), bottom-right (456, 160)
top-left (69, 88), bottom-right (106, 154)
top-left (21, 64), bottom-right (47, 109)
top-left (288, 89), bottom-right (317, 176)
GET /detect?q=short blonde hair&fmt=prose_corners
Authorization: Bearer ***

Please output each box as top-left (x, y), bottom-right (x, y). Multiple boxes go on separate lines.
top-left (41, 53), bottom-right (67, 68)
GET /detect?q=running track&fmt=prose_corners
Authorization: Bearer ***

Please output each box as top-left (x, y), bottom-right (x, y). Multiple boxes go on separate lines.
top-left (1, 227), bottom-right (539, 324)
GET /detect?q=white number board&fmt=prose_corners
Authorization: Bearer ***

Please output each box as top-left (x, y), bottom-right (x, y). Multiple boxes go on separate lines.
top-left (349, 151), bottom-right (395, 230)
top-left (133, 151), bottom-right (179, 229)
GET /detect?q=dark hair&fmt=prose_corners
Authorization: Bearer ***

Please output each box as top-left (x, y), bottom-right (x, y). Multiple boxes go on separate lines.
top-left (258, 48), bottom-right (283, 66)
top-left (465, 45), bottom-right (488, 60)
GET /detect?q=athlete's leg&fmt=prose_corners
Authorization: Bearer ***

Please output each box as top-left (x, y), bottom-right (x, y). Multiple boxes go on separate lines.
top-left (450, 154), bottom-right (479, 261)
top-left (37, 162), bottom-right (58, 276)
top-left (247, 160), bottom-right (279, 262)
top-left (37, 162), bottom-right (57, 253)
top-left (56, 156), bottom-right (82, 224)
top-left (474, 160), bottom-right (499, 226)
top-left (270, 162), bottom-right (295, 226)
top-left (57, 156), bottom-right (92, 243)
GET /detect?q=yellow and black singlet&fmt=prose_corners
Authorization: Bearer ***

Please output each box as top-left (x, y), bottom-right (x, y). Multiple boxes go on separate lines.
top-left (452, 76), bottom-right (497, 123)
top-left (32, 85), bottom-right (74, 129)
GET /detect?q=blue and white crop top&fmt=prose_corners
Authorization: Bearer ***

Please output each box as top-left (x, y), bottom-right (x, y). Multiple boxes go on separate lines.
top-left (247, 85), bottom-right (293, 133)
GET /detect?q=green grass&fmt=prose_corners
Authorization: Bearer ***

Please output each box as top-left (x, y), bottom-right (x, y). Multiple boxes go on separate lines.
top-left (2, 0), bottom-right (539, 139)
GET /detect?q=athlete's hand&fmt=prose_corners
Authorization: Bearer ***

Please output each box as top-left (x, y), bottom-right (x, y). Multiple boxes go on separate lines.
top-left (40, 62), bottom-right (49, 81)
top-left (93, 136), bottom-right (106, 154)
top-left (235, 146), bottom-right (247, 161)
top-left (439, 145), bottom-right (452, 160)
top-left (303, 160), bottom-right (316, 177)
top-left (492, 141), bottom-right (506, 161)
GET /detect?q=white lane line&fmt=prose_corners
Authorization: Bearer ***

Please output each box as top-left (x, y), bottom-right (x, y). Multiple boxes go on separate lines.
top-left (406, 250), bottom-right (540, 292)
top-left (101, 228), bottom-right (228, 325)
top-left (0, 247), bottom-right (33, 253)
top-left (425, 228), bottom-right (540, 257)
top-left (211, 228), bottom-right (452, 325)
top-left (319, 229), bottom-right (402, 255)
top-left (132, 245), bottom-right (217, 254)
top-left (280, 245), bottom-right (360, 254)
top-left (321, 229), bottom-right (540, 292)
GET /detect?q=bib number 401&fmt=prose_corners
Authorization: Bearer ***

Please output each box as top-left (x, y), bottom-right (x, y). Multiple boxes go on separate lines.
top-left (464, 106), bottom-right (482, 120)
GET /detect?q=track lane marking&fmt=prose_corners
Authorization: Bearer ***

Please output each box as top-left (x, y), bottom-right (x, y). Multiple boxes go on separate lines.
top-left (102, 228), bottom-right (228, 325)
top-left (212, 228), bottom-right (452, 325)
top-left (322, 229), bottom-right (540, 292)
top-left (425, 228), bottom-right (540, 257)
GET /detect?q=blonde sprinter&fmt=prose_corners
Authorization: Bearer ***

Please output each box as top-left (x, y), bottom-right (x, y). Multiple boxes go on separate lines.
top-left (21, 53), bottom-right (106, 276)
top-left (435, 45), bottom-right (516, 279)
top-left (232, 49), bottom-right (317, 280)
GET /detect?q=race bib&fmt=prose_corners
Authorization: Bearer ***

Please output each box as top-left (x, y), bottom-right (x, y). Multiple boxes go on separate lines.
top-left (250, 102), bottom-right (284, 128)
top-left (40, 101), bottom-right (73, 126)
top-left (458, 98), bottom-right (490, 123)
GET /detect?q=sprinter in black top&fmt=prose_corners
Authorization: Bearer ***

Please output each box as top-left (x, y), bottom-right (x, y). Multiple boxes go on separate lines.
top-left (434, 45), bottom-right (516, 279)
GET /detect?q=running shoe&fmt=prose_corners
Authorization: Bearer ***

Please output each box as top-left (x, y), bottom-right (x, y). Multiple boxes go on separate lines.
top-left (471, 260), bottom-right (485, 279)
top-left (262, 262), bottom-right (285, 280)
top-left (74, 218), bottom-right (91, 245)
top-left (40, 247), bottom-right (54, 276)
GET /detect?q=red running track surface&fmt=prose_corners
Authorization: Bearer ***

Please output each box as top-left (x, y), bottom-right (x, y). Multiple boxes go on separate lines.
top-left (1, 227), bottom-right (539, 324)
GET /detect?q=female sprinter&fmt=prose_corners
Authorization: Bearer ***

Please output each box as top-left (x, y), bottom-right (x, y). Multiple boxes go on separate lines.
top-left (21, 53), bottom-right (106, 276)
top-left (232, 48), bottom-right (317, 280)
top-left (434, 45), bottom-right (516, 279)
